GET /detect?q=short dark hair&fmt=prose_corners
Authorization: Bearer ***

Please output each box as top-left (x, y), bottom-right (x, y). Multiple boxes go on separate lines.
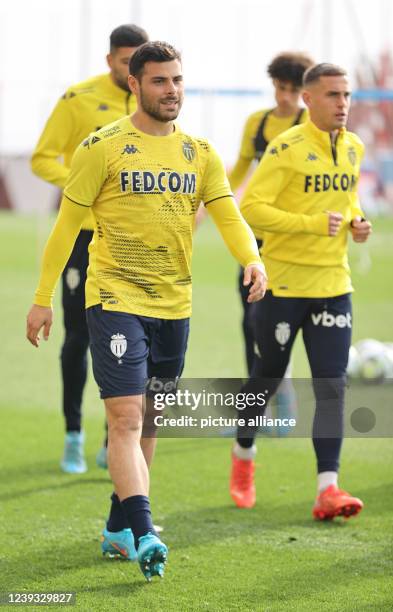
top-left (267, 52), bottom-right (314, 88)
top-left (129, 41), bottom-right (181, 80)
top-left (109, 24), bottom-right (149, 52)
top-left (303, 63), bottom-right (347, 86)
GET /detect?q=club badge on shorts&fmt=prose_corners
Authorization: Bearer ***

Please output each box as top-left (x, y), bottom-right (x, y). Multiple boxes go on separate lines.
top-left (275, 322), bottom-right (291, 349)
top-left (110, 333), bottom-right (127, 364)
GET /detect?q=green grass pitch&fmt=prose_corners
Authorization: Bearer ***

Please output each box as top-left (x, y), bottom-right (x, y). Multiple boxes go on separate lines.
top-left (0, 212), bottom-right (392, 611)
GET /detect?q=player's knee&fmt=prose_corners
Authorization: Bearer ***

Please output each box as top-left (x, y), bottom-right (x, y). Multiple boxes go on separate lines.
top-left (249, 359), bottom-right (287, 394)
top-left (109, 413), bottom-right (143, 436)
top-left (312, 375), bottom-right (346, 400)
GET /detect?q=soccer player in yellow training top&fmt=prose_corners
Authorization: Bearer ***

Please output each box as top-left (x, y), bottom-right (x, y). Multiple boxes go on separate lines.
top-left (230, 63), bottom-right (372, 520)
top-left (229, 53), bottom-right (314, 437)
top-left (229, 52), bottom-right (314, 193)
top-left (31, 24), bottom-right (149, 475)
top-left (26, 42), bottom-right (267, 580)
top-left (229, 52), bottom-right (313, 371)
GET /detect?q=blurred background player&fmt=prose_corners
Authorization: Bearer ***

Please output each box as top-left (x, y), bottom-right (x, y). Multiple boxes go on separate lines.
top-left (31, 24), bottom-right (149, 474)
top-left (229, 52), bottom-right (314, 433)
top-left (229, 52), bottom-right (314, 192)
top-left (230, 63), bottom-right (372, 519)
top-left (26, 41), bottom-right (266, 580)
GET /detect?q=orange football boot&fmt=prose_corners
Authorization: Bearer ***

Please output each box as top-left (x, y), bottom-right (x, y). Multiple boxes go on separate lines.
top-left (230, 454), bottom-right (256, 508)
top-left (313, 484), bottom-right (363, 520)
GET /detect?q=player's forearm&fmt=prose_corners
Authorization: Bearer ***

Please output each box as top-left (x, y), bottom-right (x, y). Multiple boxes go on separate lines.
top-left (228, 157), bottom-right (251, 192)
top-left (31, 154), bottom-right (70, 189)
top-left (206, 196), bottom-right (263, 268)
top-left (241, 198), bottom-right (329, 236)
top-left (34, 197), bottom-right (90, 307)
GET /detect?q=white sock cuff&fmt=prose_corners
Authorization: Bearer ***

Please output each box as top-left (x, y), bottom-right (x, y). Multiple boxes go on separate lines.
top-left (233, 442), bottom-right (257, 460)
top-left (317, 471), bottom-right (338, 492)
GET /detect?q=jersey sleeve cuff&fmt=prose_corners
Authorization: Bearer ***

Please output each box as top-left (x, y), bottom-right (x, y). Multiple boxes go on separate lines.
top-left (245, 260), bottom-right (266, 275)
top-left (34, 293), bottom-right (53, 308)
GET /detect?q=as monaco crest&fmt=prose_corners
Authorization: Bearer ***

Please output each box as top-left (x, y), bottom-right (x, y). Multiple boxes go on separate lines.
top-left (182, 141), bottom-right (195, 163)
top-left (275, 322), bottom-right (290, 347)
top-left (65, 267), bottom-right (80, 293)
top-left (110, 333), bottom-right (127, 364)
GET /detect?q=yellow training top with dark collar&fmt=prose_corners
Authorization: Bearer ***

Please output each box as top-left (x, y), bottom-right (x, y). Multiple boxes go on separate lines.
top-left (59, 116), bottom-right (259, 319)
top-left (240, 120), bottom-right (364, 298)
top-left (229, 108), bottom-right (308, 191)
top-left (31, 73), bottom-right (135, 230)
top-left (239, 108), bottom-right (308, 160)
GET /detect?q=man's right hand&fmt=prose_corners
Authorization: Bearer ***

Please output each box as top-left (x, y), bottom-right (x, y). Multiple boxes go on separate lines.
top-left (243, 263), bottom-right (268, 303)
top-left (327, 212), bottom-right (344, 236)
top-left (26, 305), bottom-right (53, 347)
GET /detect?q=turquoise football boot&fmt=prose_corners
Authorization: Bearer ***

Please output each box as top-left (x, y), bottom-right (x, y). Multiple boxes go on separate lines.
top-left (101, 527), bottom-right (137, 561)
top-left (60, 432), bottom-right (87, 474)
top-left (137, 533), bottom-right (168, 581)
top-left (95, 445), bottom-right (108, 469)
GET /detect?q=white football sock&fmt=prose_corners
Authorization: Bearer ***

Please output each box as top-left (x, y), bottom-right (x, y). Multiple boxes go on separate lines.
top-left (233, 442), bottom-right (257, 460)
top-left (317, 471), bottom-right (338, 493)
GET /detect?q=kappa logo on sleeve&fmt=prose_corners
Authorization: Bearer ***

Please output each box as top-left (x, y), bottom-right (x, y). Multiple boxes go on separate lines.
top-left (61, 91), bottom-right (77, 100)
top-left (82, 135), bottom-right (101, 149)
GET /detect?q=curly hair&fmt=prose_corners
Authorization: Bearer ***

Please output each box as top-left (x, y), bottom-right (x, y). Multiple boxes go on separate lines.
top-left (267, 52), bottom-right (314, 87)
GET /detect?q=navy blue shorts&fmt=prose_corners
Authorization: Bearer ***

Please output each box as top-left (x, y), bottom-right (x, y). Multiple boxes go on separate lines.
top-left (86, 305), bottom-right (189, 399)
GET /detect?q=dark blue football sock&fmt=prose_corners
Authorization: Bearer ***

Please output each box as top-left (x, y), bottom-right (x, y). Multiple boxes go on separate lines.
top-left (120, 495), bottom-right (156, 548)
top-left (107, 492), bottom-right (129, 532)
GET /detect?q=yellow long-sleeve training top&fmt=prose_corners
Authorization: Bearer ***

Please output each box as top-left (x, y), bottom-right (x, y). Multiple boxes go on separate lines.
top-left (240, 119), bottom-right (365, 298)
top-left (34, 116), bottom-right (264, 318)
top-left (31, 73), bottom-right (136, 230)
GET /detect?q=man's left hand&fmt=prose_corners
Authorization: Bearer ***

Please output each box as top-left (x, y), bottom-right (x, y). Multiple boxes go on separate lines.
top-left (243, 264), bottom-right (268, 303)
top-left (350, 216), bottom-right (372, 243)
